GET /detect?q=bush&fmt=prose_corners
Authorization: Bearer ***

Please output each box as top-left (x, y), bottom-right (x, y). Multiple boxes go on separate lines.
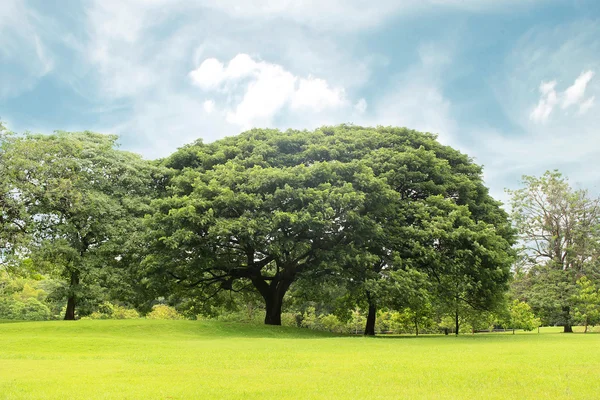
top-left (281, 312), bottom-right (299, 327)
top-left (320, 314), bottom-right (343, 333)
top-left (86, 302), bottom-right (140, 320)
top-left (0, 297), bottom-right (52, 320)
top-left (146, 304), bottom-right (182, 320)
top-left (112, 305), bottom-right (140, 319)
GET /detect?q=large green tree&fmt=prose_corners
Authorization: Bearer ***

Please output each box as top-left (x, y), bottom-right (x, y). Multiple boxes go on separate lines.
top-left (148, 125), bottom-right (514, 327)
top-left (508, 171), bottom-right (600, 332)
top-left (6, 132), bottom-right (154, 319)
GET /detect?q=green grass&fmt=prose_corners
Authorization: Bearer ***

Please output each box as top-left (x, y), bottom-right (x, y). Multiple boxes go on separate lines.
top-left (1, 320), bottom-right (599, 399)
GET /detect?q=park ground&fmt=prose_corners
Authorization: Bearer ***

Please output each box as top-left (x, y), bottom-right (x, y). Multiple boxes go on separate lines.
top-left (1, 320), bottom-right (599, 399)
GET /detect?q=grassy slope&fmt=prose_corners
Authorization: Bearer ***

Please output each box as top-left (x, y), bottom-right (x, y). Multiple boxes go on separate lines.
top-left (1, 320), bottom-right (599, 399)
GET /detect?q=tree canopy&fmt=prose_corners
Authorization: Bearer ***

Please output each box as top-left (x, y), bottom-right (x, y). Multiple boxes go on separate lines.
top-left (2, 131), bottom-right (155, 319)
top-left (146, 125), bottom-right (515, 329)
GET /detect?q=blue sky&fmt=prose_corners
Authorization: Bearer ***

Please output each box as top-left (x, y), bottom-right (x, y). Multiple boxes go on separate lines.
top-left (1, 0), bottom-right (599, 204)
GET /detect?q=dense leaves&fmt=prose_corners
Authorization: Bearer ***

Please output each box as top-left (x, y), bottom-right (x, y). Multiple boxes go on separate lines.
top-left (2, 132), bottom-right (156, 319)
top-left (147, 125), bottom-right (515, 328)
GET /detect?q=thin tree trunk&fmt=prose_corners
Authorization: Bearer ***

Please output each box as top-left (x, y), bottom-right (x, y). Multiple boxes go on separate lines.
top-left (64, 270), bottom-right (79, 320)
top-left (414, 317), bottom-right (419, 336)
top-left (364, 291), bottom-right (376, 336)
top-left (455, 309), bottom-right (459, 336)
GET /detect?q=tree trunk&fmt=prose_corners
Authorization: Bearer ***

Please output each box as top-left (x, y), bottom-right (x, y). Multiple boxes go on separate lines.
top-left (64, 270), bottom-right (79, 320)
top-left (264, 295), bottom-right (283, 325)
top-left (562, 306), bottom-right (573, 333)
top-left (414, 318), bottom-right (419, 336)
top-left (512, 328), bottom-right (515, 335)
top-left (252, 269), bottom-right (295, 326)
top-left (455, 310), bottom-right (459, 336)
top-left (444, 328), bottom-right (449, 335)
top-left (364, 292), bottom-right (376, 336)
top-left (584, 321), bottom-right (588, 334)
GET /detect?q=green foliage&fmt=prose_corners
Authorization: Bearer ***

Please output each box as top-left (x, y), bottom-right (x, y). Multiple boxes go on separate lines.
top-left (573, 276), bottom-right (600, 332)
top-left (86, 302), bottom-right (140, 320)
top-left (3, 131), bottom-right (157, 319)
top-left (0, 273), bottom-right (55, 320)
top-left (508, 300), bottom-right (541, 332)
top-left (146, 304), bottom-right (183, 320)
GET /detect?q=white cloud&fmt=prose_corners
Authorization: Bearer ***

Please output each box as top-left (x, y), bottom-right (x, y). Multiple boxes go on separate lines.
top-left (203, 99), bottom-right (215, 113)
top-left (189, 59), bottom-right (226, 90)
top-left (562, 70), bottom-right (595, 109)
top-left (290, 77), bottom-right (345, 111)
top-left (578, 96), bottom-right (595, 115)
top-left (225, 62), bottom-right (297, 128)
top-left (529, 71), bottom-right (595, 123)
top-left (529, 80), bottom-right (558, 123)
top-left (190, 54), bottom-right (347, 129)
top-left (354, 98), bottom-right (367, 113)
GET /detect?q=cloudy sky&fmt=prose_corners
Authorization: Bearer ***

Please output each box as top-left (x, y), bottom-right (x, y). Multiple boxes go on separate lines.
top-left (1, 0), bottom-right (599, 203)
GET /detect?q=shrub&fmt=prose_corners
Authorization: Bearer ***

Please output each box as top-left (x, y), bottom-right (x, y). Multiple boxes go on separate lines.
top-left (0, 297), bottom-right (52, 320)
top-left (146, 304), bottom-right (182, 320)
top-left (281, 312), bottom-right (299, 327)
top-left (86, 302), bottom-right (140, 320)
top-left (320, 314), bottom-right (343, 333)
top-left (112, 305), bottom-right (140, 319)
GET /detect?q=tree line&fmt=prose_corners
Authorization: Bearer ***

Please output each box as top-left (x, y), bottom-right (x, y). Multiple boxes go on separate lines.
top-left (1, 122), bottom-right (599, 334)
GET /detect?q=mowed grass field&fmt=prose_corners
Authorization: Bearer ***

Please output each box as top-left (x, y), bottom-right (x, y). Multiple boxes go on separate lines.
top-left (1, 320), bottom-right (599, 399)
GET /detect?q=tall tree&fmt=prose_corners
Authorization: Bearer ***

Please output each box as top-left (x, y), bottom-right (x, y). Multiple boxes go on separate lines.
top-left (0, 123), bottom-right (28, 268)
top-left (6, 132), bottom-right (154, 319)
top-left (508, 171), bottom-right (600, 332)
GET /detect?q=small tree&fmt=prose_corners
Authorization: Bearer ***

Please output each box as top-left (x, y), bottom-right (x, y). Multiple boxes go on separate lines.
top-left (573, 277), bottom-right (600, 333)
top-left (508, 300), bottom-right (541, 334)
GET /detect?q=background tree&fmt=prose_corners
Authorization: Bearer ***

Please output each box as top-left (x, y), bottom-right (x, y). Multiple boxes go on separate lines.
top-left (413, 196), bottom-right (515, 335)
top-left (6, 132), bottom-right (154, 319)
top-left (507, 300), bottom-right (541, 334)
top-left (573, 276), bottom-right (600, 333)
top-left (1, 123), bottom-right (29, 270)
top-left (508, 171), bottom-right (600, 332)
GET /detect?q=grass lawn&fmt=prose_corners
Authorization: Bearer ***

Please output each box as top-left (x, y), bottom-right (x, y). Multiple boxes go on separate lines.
top-left (1, 320), bottom-right (599, 399)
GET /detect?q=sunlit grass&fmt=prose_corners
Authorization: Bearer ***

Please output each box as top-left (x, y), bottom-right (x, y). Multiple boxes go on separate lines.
top-left (1, 320), bottom-right (599, 399)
